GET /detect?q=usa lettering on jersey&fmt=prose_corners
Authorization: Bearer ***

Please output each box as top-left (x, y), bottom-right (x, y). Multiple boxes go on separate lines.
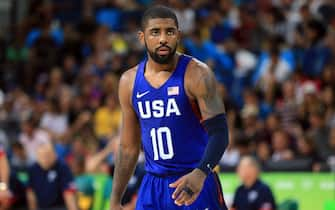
top-left (137, 98), bottom-right (181, 119)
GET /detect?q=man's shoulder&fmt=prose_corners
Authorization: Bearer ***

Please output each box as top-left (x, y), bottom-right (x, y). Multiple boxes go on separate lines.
top-left (256, 180), bottom-right (272, 192)
top-left (185, 56), bottom-right (210, 76)
top-left (120, 65), bottom-right (139, 85)
top-left (118, 65), bottom-right (140, 104)
top-left (235, 184), bottom-right (246, 193)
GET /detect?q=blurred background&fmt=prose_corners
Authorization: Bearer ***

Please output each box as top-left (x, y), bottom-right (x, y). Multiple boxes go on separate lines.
top-left (0, 0), bottom-right (334, 210)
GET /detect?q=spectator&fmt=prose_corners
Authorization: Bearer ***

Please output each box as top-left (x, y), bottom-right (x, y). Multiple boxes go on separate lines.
top-left (9, 142), bottom-right (29, 173)
top-left (296, 134), bottom-right (322, 171)
top-left (320, 86), bottom-right (335, 127)
top-left (26, 142), bottom-right (77, 210)
top-left (170, 0), bottom-right (196, 35)
top-left (257, 44), bottom-right (293, 91)
top-left (93, 94), bottom-right (121, 140)
top-left (240, 104), bottom-right (259, 140)
top-left (45, 67), bottom-right (68, 99)
top-left (302, 19), bottom-right (332, 77)
top-left (276, 80), bottom-right (299, 133)
top-left (256, 141), bottom-right (271, 163)
top-left (265, 113), bottom-right (281, 135)
top-left (271, 130), bottom-right (294, 161)
top-left (40, 97), bottom-right (69, 143)
top-left (231, 156), bottom-right (276, 210)
top-left (19, 116), bottom-right (51, 163)
top-left (308, 104), bottom-right (333, 160)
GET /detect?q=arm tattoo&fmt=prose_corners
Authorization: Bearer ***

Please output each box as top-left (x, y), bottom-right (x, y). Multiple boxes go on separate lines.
top-left (196, 69), bottom-right (224, 118)
top-left (111, 143), bottom-right (139, 204)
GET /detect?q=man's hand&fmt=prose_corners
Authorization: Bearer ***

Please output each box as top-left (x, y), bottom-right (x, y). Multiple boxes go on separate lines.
top-left (169, 169), bottom-right (207, 206)
top-left (110, 203), bottom-right (123, 210)
top-left (0, 189), bottom-right (12, 210)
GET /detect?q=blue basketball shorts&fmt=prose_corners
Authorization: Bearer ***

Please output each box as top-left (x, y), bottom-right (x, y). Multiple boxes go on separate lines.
top-left (135, 172), bottom-right (227, 210)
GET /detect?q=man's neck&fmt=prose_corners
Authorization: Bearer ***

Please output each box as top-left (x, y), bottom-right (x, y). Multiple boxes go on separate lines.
top-left (245, 178), bottom-right (258, 188)
top-left (146, 54), bottom-right (179, 73)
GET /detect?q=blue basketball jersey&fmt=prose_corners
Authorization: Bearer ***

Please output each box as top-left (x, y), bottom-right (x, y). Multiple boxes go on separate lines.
top-left (132, 54), bottom-right (208, 175)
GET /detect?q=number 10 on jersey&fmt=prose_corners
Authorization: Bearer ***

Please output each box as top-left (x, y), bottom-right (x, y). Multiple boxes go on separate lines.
top-left (150, 127), bottom-right (174, 160)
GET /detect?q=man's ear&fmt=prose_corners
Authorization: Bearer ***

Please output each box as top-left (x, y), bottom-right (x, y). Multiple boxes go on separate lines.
top-left (138, 31), bottom-right (145, 45)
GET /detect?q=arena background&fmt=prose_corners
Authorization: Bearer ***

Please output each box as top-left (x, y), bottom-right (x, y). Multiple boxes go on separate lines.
top-left (0, 1), bottom-right (334, 210)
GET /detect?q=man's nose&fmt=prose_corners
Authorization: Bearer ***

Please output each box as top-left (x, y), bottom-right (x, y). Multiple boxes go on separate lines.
top-left (159, 33), bottom-right (168, 45)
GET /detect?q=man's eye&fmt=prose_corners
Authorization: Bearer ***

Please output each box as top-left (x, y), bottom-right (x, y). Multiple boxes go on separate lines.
top-left (151, 30), bottom-right (159, 36)
top-left (167, 31), bottom-right (175, 35)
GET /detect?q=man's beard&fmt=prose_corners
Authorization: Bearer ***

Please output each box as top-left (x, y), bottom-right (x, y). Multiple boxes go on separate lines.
top-left (145, 41), bottom-right (177, 64)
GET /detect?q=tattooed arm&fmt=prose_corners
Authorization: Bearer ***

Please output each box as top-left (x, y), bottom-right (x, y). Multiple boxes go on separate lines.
top-left (110, 68), bottom-right (141, 210)
top-left (169, 59), bottom-right (228, 206)
top-left (186, 59), bottom-right (225, 119)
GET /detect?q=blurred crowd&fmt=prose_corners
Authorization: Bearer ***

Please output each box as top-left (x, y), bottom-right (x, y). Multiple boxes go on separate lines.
top-left (0, 0), bottom-right (335, 209)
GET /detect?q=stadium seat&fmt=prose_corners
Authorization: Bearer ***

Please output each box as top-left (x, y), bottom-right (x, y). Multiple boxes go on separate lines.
top-left (264, 159), bottom-right (313, 172)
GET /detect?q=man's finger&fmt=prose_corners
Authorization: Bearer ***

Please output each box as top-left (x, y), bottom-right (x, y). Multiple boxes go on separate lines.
top-left (171, 181), bottom-right (185, 199)
top-left (169, 177), bottom-right (183, 188)
top-left (184, 192), bottom-right (199, 206)
top-left (174, 191), bottom-right (188, 206)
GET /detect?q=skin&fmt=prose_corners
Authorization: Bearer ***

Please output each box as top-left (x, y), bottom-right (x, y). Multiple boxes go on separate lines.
top-left (0, 151), bottom-right (11, 210)
top-left (110, 18), bottom-right (225, 209)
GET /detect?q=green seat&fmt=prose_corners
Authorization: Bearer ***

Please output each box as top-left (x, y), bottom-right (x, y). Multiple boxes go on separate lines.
top-left (279, 199), bottom-right (299, 210)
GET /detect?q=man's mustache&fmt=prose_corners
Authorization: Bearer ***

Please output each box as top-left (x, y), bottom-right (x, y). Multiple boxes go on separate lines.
top-left (156, 45), bottom-right (172, 51)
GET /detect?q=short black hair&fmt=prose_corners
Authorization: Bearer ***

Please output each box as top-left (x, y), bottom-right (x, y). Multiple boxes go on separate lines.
top-left (141, 5), bottom-right (178, 30)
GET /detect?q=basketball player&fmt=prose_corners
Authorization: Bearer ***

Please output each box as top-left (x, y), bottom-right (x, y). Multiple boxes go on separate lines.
top-left (110, 5), bottom-right (229, 210)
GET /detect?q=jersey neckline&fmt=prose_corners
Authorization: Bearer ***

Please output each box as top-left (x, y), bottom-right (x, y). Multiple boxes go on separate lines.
top-left (140, 54), bottom-right (184, 91)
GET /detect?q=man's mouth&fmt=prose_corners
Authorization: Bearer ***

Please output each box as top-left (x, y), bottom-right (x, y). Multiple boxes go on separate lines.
top-left (157, 46), bottom-right (170, 55)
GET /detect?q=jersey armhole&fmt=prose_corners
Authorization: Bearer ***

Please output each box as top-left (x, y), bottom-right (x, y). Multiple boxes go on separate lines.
top-left (131, 61), bottom-right (145, 108)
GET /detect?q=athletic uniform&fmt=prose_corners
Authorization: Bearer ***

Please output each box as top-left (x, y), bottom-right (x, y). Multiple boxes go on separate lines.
top-left (132, 54), bottom-right (227, 210)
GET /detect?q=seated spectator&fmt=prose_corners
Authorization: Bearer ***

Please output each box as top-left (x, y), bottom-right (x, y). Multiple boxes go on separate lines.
top-left (296, 134), bottom-right (322, 171)
top-left (276, 80), bottom-right (299, 134)
top-left (243, 90), bottom-right (273, 121)
top-left (308, 104), bottom-right (332, 161)
top-left (94, 94), bottom-right (121, 140)
top-left (19, 116), bottom-right (51, 163)
top-left (320, 86), bottom-right (335, 127)
top-left (258, 45), bottom-right (293, 91)
top-left (231, 156), bottom-right (276, 210)
top-left (271, 130), bottom-right (294, 161)
top-left (240, 104), bottom-right (259, 139)
top-left (182, 29), bottom-right (218, 64)
top-left (26, 142), bottom-right (77, 210)
top-left (10, 142), bottom-right (29, 173)
top-left (40, 97), bottom-right (69, 142)
top-left (302, 19), bottom-right (332, 77)
top-left (256, 141), bottom-right (271, 164)
top-left (265, 113), bottom-right (281, 135)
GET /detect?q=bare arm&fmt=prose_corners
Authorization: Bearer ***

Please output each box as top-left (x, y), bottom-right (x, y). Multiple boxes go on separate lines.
top-left (170, 59), bottom-right (228, 206)
top-left (26, 190), bottom-right (37, 210)
top-left (186, 59), bottom-right (225, 120)
top-left (0, 154), bottom-right (9, 187)
top-left (86, 141), bottom-right (112, 173)
top-left (110, 69), bottom-right (141, 207)
top-left (64, 192), bottom-right (78, 210)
